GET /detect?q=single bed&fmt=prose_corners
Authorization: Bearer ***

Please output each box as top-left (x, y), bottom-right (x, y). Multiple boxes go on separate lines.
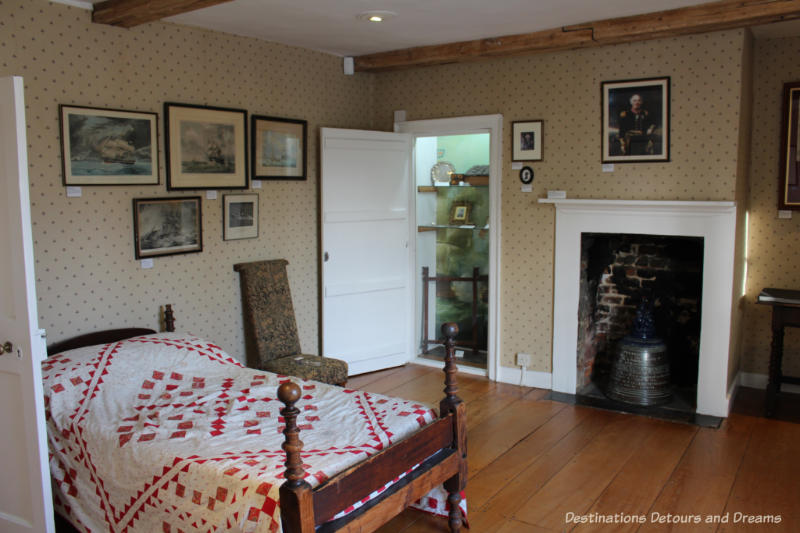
top-left (44, 305), bottom-right (467, 533)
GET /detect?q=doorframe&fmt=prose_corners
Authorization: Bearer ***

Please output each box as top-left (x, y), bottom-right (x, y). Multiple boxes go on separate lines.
top-left (395, 114), bottom-right (503, 381)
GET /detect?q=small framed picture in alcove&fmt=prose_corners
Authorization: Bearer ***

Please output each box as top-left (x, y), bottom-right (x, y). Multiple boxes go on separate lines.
top-left (602, 77), bottom-right (670, 163)
top-left (449, 201), bottom-right (472, 225)
top-left (779, 81), bottom-right (800, 209)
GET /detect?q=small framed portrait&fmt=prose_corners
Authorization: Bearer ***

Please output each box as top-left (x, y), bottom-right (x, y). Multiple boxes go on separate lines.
top-left (519, 166), bottom-right (534, 185)
top-left (779, 81), bottom-right (800, 209)
top-left (164, 102), bottom-right (248, 190)
top-left (59, 105), bottom-right (159, 185)
top-left (512, 120), bottom-right (543, 162)
top-left (602, 77), bottom-right (670, 163)
top-left (251, 115), bottom-right (307, 180)
top-left (223, 193), bottom-right (259, 240)
top-left (132, 197), bottom-right (202, 259)
top-left (449, 201), bottom-right (472, 225)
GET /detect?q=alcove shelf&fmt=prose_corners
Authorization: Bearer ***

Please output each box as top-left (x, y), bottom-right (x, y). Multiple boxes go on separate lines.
top-left (417, 224), bottom-right (489, 232)
top-left (418, 178), bottom-right (488, 192)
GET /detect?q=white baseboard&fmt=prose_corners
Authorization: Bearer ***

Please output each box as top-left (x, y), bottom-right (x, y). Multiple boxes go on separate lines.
top-left (410, 356), bottom-right (488, 377)
top-left (496, 365), bottom-right (552, 389)
top-left (739, 371), bottom-right (800, 394)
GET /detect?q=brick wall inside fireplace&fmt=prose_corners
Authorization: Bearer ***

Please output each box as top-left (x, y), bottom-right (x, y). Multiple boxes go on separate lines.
top-left (577, 233), bottom-right (704, 398)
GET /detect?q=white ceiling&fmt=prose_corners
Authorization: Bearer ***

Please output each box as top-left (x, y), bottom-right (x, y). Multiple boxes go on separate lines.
top-left (63, 0), bottom-right (800, 57)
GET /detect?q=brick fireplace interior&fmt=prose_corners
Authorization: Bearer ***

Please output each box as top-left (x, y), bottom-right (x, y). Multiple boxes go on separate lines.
top-left (577, 233), bottom-right (704, 411)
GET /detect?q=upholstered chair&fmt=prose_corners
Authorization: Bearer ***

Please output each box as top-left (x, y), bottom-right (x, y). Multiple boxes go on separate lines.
top-left (233, 259), bottom-right (348, 386)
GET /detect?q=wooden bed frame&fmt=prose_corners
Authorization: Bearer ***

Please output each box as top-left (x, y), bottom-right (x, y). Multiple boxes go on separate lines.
top-left (46, 304), bottom-right (467, 533)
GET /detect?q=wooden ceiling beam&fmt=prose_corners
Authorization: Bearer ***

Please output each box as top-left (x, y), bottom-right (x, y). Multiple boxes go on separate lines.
top-left (354, 0), bottom-right (800, 72)
top-left (92, 0), bottom-right (234, 28)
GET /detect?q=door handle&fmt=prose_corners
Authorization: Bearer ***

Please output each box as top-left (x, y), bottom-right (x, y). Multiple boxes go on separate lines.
top-left (324, 251), bottom-right (330, 262)
top-left (0, 341), bottom-right (12, 355)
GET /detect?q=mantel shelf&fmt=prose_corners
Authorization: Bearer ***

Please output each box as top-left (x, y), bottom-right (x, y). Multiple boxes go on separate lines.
top-left (538, 198), bottom-right (736, 211)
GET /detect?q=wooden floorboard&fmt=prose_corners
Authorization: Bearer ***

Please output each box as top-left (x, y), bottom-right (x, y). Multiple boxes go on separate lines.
top-left (360, 364), bottom-right (800, 533)
top-left (718, 418), bottom-right (800, 532)
top-left (574, 420), bottom-right (697, 532)
top-left (639, 414), bottom-right (756, 532)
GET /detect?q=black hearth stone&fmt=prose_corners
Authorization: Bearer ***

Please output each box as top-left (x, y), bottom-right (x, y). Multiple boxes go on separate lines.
top-left (546, 382), bottom-right (722, 428)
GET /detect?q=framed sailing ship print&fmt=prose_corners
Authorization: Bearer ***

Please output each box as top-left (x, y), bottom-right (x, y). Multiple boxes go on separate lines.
top-left (60, 105), bottom-right (159, 185)
top-left (164, 103), bottom-right (248, 190)
top-left (251, 115), bottom-right (307, 180)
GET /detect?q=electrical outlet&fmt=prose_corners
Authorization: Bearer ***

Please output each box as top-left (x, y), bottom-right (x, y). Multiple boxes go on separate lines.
top-left (516, 352), bottom-right (533, 367)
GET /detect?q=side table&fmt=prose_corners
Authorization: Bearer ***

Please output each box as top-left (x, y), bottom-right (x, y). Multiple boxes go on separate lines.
top-left (757, 288), bottom-right (800, 417)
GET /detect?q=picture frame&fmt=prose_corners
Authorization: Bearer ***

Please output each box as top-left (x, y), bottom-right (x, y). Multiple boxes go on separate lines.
top-left (449, 201), bottom-right (472, 225)
top-left (512, 120), bottom-right (543, 162)
top-left (59, 105), bottom-right (159, 186)
top-left (164, 102), bottom-right (248, 190)
top-left (251, 115), bottom-right (307, 180)
top-left (779, 81), bottom-right (800, 209)
top-left (223, 193), bottom-right (259, 240)
top-left (132, 197), bottom-right (202, 259)
top-left (602, 77), bottom-right (670, 163)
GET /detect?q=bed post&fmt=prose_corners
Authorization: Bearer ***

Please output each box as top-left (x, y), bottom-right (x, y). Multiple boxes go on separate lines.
top-left (440, 322), bottom-right (466, 533)
top-left (277, 381), bottom-right (315, 533)
top-left (164, 304), bottom-right (175, 332)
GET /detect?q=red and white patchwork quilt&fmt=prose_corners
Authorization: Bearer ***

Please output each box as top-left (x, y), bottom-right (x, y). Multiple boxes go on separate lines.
top-left (43, 333), bottom-right (466, 532)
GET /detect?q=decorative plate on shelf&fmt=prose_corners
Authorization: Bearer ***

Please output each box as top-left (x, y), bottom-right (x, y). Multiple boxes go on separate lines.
top-left (430, 161), bottom-right (455, 185)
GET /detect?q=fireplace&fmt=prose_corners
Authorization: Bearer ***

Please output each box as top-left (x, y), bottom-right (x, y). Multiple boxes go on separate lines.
top-left (540, 199), bottom-right (737, 417)
top-left (578, 233), bottom-right (703, 409)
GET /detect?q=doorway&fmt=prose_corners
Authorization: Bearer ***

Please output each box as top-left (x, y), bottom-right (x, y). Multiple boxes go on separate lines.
top-left (396, 115), bottom-right (502, 379)
top-left (415, 133), bottom-right (490, 370)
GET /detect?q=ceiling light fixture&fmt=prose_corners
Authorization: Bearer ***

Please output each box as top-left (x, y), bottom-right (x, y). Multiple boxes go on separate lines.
top-left (356, 10), bottom-right (396, 23)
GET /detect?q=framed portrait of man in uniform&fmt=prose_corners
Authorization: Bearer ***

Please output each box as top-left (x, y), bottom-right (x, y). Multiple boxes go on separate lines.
top-left (602, 77), bottom-right (670, 163)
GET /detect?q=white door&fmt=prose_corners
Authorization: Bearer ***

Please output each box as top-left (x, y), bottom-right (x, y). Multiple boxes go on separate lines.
top-left (0, 76), bottom-right (54, 533)
top-left (321, 128), bottom-right (413, 375)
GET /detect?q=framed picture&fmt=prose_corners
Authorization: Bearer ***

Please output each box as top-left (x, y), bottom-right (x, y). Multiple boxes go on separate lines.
top-left (251, 115), bottom-right (307, 180)
top-left (449, 201), bottom-right (472, 225)
top-left (223, 193), bottom-right (259, 240)
top-left (512, 120), bottom-right (543, 162)
top-left (779, 81), bottom-right (800, 209)
top-left (59, 105), bottom-right (158, 185)
top-left (602, 77), bottom-right (670, 163)
top-left (132, 197), bottom-right (202, 259)
top-left (164, 102), bottom-right (248, 190)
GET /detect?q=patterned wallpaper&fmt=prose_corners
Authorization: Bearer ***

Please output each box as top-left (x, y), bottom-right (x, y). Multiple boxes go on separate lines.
top-left (741, 36), bottom-right (800, 377)
top-left (0, 0), bottom-right (374, 360)
top-left (372, 30), bottom-right (749, 370)
top-left (3, 0), bottom-right (777, 379)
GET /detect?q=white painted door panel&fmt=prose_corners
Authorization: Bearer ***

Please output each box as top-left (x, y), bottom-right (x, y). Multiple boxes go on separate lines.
top-left (0, 76), bottom-right (54, 533)
top-left (321, 128), bottom-right (412, 376)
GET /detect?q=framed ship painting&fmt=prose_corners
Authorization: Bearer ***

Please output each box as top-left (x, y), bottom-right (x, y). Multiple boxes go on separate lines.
top-left (164, 103), bottom-right (248, 190)
top-left (133, 197), bottom-right (202, 259)
top-left (59, 105), bottom-right (159, 185)
top-left (223, 193), bottom-right (258, 240)
top-left (251, 115), bottom-right (307, 180)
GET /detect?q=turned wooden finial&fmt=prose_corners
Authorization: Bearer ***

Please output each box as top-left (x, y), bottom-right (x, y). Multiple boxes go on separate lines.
top-left (440, 322), bottom-right (462, 416)
top-left (164, 304), bottom-right (175, 332)
top-left (278, 381), bottom-right (309, 489)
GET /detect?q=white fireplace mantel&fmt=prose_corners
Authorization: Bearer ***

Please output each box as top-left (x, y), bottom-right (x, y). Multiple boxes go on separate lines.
top-left (539, 198), bottom-right (737, 417)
